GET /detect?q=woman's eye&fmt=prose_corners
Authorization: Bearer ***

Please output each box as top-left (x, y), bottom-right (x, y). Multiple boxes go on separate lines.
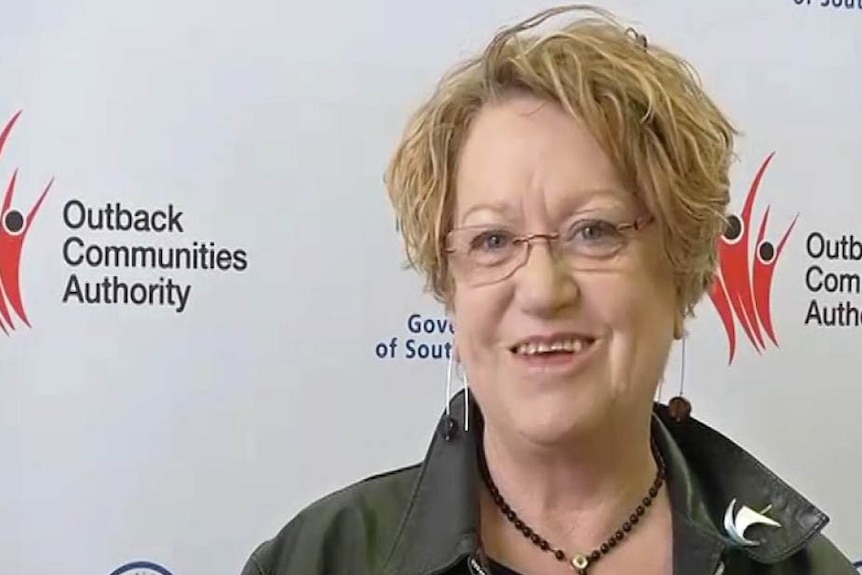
top-left (574, 220), bottom-right (618, 241)
top-left (471, 230), bottom-right (512, 251)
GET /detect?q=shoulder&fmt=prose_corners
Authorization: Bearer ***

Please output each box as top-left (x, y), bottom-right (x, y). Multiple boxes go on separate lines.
top-left (651, 405), bottom-right (858, 574)
top-left (240, 464), bottom-right (422, 575)
top-left (730, 533), bottom-right (859, 574)
top-left (782, 533), bottom-right (859, 574)
top-left (718, 532), bottom-right (858, 574)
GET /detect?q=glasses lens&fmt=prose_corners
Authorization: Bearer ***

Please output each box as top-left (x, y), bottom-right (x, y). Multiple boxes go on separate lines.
top-left (448, 227), bottom-right (522, 286)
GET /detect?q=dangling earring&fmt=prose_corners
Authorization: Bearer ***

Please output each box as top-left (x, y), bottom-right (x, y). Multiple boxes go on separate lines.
top-left (668, 335), bottom-right (692, 423)
top-left (445, 353), bottom-right (470, 432)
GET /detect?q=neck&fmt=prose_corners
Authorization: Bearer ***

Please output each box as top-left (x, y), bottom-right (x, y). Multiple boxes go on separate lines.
top-left (479, 409), bottom-right (659, 551)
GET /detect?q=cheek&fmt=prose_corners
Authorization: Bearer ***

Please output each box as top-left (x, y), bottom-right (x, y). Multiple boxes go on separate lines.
top-left (580, 274), bottom-right (672, 400)
top-left (584, 266), bottom-right (676, 348)
top-left (581, 276), bottom-right (646, 329)
top-left (451, 285), bottom-right (508, 363)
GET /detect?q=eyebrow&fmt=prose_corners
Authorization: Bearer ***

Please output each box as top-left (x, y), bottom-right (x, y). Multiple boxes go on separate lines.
top-left (458, 187), bottom-right (631, 225)
top-left (458, 203), bottom-right (517, 225)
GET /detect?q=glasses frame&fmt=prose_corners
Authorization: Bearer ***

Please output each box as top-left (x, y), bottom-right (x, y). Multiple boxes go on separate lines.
top-left (444, 214), bottom-right (655, 287)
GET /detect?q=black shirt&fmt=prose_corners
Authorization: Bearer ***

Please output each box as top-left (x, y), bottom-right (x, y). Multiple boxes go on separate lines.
top-left (489, 559), bottom-right (524, 575)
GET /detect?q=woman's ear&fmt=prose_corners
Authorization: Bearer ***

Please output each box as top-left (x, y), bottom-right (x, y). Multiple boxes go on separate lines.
top-left (673, 314), bottom-right (685, 340)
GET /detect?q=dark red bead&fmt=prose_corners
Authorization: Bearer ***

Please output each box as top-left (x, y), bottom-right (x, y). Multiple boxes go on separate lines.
top-left (601, 543), bottom-right (610, 554)
top-left (668, 396), bottom-right (691, 422)
top-left (554, 550), bottom-right (565, 561)
top-left (590, 551), bottom-right (601, 561)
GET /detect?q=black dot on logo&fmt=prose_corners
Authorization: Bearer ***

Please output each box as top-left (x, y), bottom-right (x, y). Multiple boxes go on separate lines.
top-left (724, 215), bottom-right (742, 241)
top-left (758, 241), bottom-right (775, 263)
top-left (3, 209), bottom-right (24, 234)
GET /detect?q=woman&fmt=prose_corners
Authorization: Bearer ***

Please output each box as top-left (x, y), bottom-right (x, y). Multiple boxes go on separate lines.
top-left (241, 5), bottom-right (856, 575)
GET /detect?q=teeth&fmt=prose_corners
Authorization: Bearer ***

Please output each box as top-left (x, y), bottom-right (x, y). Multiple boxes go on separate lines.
top-left (515, 338), bottom-right (591, 356)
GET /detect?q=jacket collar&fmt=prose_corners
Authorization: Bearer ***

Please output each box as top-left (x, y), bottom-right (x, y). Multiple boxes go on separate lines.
top-left (381, 392), bottom-right (829, 575)
top-left (652, 402), bottom-right (830, 565)
top-left (381, 393), bottom-right (484, 575)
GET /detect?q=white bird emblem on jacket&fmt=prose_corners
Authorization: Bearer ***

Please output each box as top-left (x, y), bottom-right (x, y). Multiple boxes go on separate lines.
top-left (723, 498), bottom-right (783, 547)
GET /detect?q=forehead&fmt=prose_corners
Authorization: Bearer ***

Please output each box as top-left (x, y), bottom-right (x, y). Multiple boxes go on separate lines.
top-left (454, 95), bottom-right (629, 223)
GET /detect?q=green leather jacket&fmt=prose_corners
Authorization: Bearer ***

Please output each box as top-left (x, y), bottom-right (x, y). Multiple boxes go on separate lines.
top-left (240, 393), bottom-right (857, 574)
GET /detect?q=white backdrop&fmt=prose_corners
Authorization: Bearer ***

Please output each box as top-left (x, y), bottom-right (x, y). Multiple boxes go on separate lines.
top-left (1, 1), bottom-right (860, 573)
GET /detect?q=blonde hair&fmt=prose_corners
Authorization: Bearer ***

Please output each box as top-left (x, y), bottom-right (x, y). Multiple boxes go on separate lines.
top-left (385, 4), bottom-right (737, 318)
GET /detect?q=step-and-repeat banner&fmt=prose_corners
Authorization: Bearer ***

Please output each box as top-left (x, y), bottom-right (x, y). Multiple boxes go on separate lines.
top-left (1, 1), bottom-right (860, 573)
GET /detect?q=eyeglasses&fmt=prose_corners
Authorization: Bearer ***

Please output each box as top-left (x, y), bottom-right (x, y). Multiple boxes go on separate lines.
top-left (444, 214), bottom-right (654, 287)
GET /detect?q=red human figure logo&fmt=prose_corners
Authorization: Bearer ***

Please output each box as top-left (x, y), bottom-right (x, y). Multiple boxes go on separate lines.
top-left (0, 110), bottom-right (53, 336)
top-left (709, 152), bottom-right (798, 364)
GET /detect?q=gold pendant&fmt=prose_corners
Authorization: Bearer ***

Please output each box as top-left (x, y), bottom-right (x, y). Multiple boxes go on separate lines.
top-left (571, 553), bottom-right (589, 573)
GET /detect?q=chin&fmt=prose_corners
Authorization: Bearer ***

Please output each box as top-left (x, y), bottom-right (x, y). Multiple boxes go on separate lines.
top-left (503, 387), bottom-right (613, 447)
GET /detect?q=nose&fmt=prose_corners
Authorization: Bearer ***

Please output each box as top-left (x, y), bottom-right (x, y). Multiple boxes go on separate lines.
top-left (513, 238), bottom-right (579, 316)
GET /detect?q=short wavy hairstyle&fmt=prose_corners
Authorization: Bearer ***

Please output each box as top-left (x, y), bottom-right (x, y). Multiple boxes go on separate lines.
top-left (384, 4), bottom-right (738, 319)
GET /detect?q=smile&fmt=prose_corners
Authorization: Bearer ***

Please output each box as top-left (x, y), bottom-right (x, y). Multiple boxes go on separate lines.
top-left (508, 333), bottom-right (597, 372)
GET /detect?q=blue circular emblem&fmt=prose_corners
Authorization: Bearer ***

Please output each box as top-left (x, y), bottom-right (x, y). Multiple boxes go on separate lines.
top-left (109, 561), bottom-right (174, 575)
